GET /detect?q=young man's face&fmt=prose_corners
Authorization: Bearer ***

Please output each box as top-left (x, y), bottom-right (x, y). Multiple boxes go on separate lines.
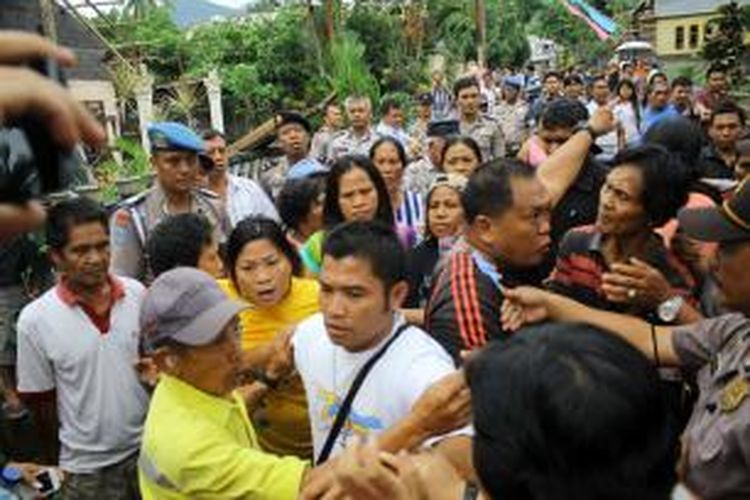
top-left (544, 76), bottom-right (561, 97)
top-left (564, 83), bottom-right (583, 100)
top-left (346, 101), bottom-right (372, 130)
top-left (503, 85), bottom-right (520, 102)
top-left (648, 84), bottom-right (670, 109)
top-left (52, 221), bottom-right (110, 289)
top-left (417, 103), bottom-right (432, 121)
top-left (204, 136), bottom-right (228, 173)
top-left (671, 85), bottom-right (692, 109)
top-left (153, 151), bottom-right (199, 194)
top-left (278, 123), bottom-right (310, 159)
top-left (591, 79), bottom-right (610, 104)
top-left (537, 125), bottom-right (574, 156)
top-left (457, 85), bottom-right (481, 117)
top-left (198, 238), bottom-right (224, 278)
top-left (709, 112), bottom-right (743, 151)
top-left (383, 107), bottom-right (404, 128)
top-left (473, 176), bottom-right (552, 268)
top-left (326, 105), bottom-right (343, 129)
top-left (319, 255), bottom-right (406, 352)
top-left (708, 71), bottom-right (728, 94)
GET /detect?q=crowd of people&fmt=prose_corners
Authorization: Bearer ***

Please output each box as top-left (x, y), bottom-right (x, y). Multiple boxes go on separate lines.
top-left (2, 29), bottom-right (750, 500)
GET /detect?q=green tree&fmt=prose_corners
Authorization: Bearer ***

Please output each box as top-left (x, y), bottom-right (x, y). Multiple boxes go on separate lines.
top-left (528, 0), bottom-right (610, 66)
top-left (122, 0), bottom-right (170, 19)
top-left (702, 1), bottom-right (750, 84)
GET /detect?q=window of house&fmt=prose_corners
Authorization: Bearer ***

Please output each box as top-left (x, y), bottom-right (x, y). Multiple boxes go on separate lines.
top-left (675, 26), bottom-right (685, 50)
top-left (689, 24), bottom-right (700, 48)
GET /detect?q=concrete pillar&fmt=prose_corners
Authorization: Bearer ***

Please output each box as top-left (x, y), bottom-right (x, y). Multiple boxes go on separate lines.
top-left (135, 65), bottom-right (154, 151)
top-left (203, 69), bottom-right (225, 133)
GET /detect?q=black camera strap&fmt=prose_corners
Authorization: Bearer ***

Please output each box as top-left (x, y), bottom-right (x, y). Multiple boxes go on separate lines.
top-left (315, 323), bottom-right (410, 465)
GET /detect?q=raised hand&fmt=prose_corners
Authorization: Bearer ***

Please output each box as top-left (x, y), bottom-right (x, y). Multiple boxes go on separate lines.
top-left (500, 286), bottom-right (551, 331)
top-left (408, 371), bottom-right (471, 438)
top-left (602, 257), bottom-right (672, 309)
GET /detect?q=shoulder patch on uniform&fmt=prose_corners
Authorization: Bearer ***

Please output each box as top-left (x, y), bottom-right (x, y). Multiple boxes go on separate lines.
top-left (197, 188), bottom-right (220, 199)
top-left (114, 209), bottom-right (131, 227)
top-left (118, 190), bottom-right (150, 209)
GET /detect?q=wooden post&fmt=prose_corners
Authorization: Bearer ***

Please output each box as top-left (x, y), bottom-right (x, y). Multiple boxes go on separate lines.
top-left (39, 0), bottom-right (58, 42)
top-left (326, 0), bottom-right (335, 41)
top-left (475, 0), bottom-right (487, 68)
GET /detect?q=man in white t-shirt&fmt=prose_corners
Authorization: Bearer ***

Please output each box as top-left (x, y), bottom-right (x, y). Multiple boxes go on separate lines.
top-left (16, 198), bottom-right (148, 499)
top-left (586, 75), bottom-right (618, 162)
top-left (264, 221), bottom-right (471, 472)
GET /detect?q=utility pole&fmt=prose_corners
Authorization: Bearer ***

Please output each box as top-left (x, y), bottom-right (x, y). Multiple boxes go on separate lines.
top-left (475, 0), bottom-right (487, 67)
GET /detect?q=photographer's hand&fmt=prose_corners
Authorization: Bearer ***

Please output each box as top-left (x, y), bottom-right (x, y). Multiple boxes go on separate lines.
top-left (0, 31), bottom-right (105, 149)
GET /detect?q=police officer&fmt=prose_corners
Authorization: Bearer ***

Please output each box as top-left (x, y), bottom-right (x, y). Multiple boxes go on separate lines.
top-left (454, 76), bottom-right (505, 161)
top-left (492, 76), bottom-right (528, 157)
top-left (501, 179), bottom-right (750, 499)
top-left (404, 119), bottom-right (459, 198)
top-left (325, 95), bottom-right (380, 162)
top-left (259, 111), bottom-right (326, 200)
top-left (110, 122), bottom-right (229, 282)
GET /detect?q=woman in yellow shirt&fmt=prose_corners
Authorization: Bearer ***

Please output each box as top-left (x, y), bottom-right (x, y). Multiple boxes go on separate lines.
top-left (218, 217), bottom-right (319, 459)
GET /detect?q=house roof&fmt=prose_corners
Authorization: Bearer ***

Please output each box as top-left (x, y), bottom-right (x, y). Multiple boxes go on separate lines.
top-left (655, 0), bottom-right (750, 18)
top-left (0, 0), bottom-right (109, 81)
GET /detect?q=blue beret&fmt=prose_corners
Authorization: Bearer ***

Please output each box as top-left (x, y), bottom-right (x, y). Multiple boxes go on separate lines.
top-left (503, 76), bottom-right (524, 89)
top-left (147, 122), bottom-right (205, 153)
top-left (287, 158), bottom-right (328, 181)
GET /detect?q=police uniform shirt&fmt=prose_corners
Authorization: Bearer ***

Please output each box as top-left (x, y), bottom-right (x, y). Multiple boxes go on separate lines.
top-left (310, 125), bottom-right (336, 163)
top-left (492, 100), bottom-right (528, 151)
top-left (110, 184), bottom-right (229, 281)
top-left (459, 115), bottom-right (505, 162)
top-left (325, 128), bottom-right (380, 162)
top-left (404, 157), bottom-right (438, 199)
top-left (671, 313), bottom-right (750, 499)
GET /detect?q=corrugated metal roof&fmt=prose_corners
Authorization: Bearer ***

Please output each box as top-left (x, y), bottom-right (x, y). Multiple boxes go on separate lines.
top-left (0, 1), bottom-right (109, 81)
top-left (655, 0), bottom-right (750, 17)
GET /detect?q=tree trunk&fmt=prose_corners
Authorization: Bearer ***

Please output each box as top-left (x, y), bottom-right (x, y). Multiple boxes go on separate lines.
top-left (326, 0), bottom-right (335, 41)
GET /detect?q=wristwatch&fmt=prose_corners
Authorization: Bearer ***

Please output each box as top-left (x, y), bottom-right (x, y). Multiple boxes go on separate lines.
top-left (657, 296), bottom-right (684, 323)
top-left (576, 121), bottom-right (601, 139)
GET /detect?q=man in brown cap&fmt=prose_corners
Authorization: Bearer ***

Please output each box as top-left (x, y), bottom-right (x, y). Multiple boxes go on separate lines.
top-left (500, 178), bottom-right (750, 499)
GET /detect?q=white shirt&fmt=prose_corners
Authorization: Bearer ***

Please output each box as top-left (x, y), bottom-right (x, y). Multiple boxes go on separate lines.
top-left (226, 174), bottom-right (280, 227)
top-left (375, 122), bottom-right (411, 149)
top-left (16, 277), bottom-right (149, 473)
top-left (587, 100), bottom-right (619, 161)
top-left (293, 313), bottom-right (456, 459)
top-left (613, 101), bottom-right (641, 148)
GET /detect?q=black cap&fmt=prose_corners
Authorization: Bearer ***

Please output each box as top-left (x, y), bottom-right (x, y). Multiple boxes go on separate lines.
top-left (417, 92), bottom-right (433, 106)
top-left (426, 119), bottom-right (460, 138)
top-left (679, 178), bottom-right (750, 242)
top-left (276, 111), bottom-right (311, 134)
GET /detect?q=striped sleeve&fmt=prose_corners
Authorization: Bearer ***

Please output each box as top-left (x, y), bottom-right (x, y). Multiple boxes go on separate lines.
top-left (426, 252), bottom-right (504, 362)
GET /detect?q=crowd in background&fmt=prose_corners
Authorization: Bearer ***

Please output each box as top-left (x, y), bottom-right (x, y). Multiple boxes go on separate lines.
top-left (3, 28), bottom-right (750, 500)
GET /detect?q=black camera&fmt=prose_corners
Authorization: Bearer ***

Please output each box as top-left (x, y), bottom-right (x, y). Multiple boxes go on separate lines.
top-left (0, 58), bottom-right (82, 203)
